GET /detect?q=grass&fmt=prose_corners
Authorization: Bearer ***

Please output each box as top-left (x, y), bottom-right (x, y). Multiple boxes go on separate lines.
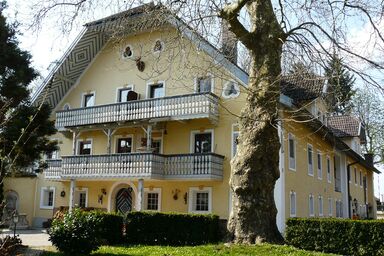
top-left (39, 244), bottom-right (336, 256)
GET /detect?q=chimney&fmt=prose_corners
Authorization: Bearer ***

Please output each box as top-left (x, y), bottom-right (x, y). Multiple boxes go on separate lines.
top-left (221, 20), bottom-right (238, 64)
top-left (364, 153), bottom-right (374, 166)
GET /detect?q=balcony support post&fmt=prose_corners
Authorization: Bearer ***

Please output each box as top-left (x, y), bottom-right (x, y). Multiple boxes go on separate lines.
top-left (137, 178), bottom-right (144, 211)
top-left (103, 128), bottom-right (116, 154)
top-left (72, 130), bottom-right (80, 155)
top-left (69, 179), bottom-right (76, 212)
top-left (146, 125), bottom-right (152, 151)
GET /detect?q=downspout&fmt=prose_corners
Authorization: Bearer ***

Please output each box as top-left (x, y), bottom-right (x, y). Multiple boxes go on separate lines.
top-left (347, 161), bottom-right (359, 218)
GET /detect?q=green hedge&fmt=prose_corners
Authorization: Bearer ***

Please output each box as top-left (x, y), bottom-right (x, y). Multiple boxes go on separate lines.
top-left (286, 218), bottom-right (384, 256)
top-left (125, 211), bottom-right (220, 245)
top-left (92, 211), bottom-right (125, 245)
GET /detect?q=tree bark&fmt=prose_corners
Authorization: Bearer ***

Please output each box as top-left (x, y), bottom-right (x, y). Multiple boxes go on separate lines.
top-left (226, 0), bottom-right (285, 244)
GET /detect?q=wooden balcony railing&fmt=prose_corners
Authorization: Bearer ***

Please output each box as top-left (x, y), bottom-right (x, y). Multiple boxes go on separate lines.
top-left (55, 92), bottom-right (219, 129)
top-left (44, 153), bottom-right (224, 180)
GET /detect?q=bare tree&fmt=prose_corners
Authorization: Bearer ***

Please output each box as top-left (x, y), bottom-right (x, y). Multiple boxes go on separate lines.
top-left (13, 0), bottom-right (384, 244)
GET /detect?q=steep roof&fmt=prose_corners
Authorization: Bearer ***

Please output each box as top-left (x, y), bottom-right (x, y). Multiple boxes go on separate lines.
top-left (280, 74), bottom-right (327, 103)
top-left (327, 115), bottom-right (360, 137)
top-left (31, 3), bottom-right (248, 108)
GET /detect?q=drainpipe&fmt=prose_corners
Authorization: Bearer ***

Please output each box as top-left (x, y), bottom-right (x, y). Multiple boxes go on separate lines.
top-left (347, 161), bottom-right (359, 218)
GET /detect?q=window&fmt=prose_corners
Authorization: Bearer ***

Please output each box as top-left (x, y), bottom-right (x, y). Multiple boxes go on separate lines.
top-left (148, 83), bottom-right (164, 98)
top-left (78, 140), bottom-right (92, 155)
top-left (122, 45), bottom-right (133, 58)
top-left (290, 191), bottom-right (296, 217)
top-left (188, 187), bottom-right (212, 213)
top-left (40, 187), bottom-right (55, 209)
top-left (317, 151), bottom-right (322, 180)
top-left (192, 131), bottom-right (213, 153)
top-left (222, 81), bottom-right (240, 98)
top-left (309, 194), bottom-right (314, 217)
top-left (118, 88), bottom-right (132, 103)
top-left (308, 145), bottom-right (314, 176)
top-left (82, 93), bottom-right (95, 107)
top-left (288, 133), bottom-right (296, 170)
top-left (359, 170), bottom-right (363, 187)
top-left (196, 76), bottom-right (213, 93)
top-left (354, 168), bottom-right (357, 185)
top-left (232, 130), bottom-right (239, 158)
top-left (336, 200), bottom-right (343, 218)
top-left (318, 196), bottom-right (323, 216)
top-left (151, 138), bottom-right (162, 154)
top-left (75, 188), bottom-right (88, 208)
top-left (328, 198), bottom-right (333, 216)
top-left (327, 156), bottom-right (331, 183)
top-left (144, 188), bottom-right (161, 211)
top-left (117, 137), bottom-right (132, 153)
top-left (153, 40), bottom-right (164, 53)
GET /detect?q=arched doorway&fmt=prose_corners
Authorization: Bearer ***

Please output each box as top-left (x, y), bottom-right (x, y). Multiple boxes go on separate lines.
top-left (115, 187), bottom-right (133, 214)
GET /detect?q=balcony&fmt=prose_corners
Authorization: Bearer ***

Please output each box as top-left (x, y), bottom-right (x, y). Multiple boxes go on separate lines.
top-left (44, 153), bottom-right (224, 180)
top-left (55, 93), bottom-right (219, 129)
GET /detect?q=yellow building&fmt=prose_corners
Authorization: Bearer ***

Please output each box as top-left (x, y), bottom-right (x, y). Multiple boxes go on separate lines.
top-left (4, 4), bottom-right (379, 232)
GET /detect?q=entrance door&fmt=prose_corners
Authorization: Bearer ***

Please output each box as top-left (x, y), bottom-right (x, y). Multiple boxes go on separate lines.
top-left (116, 188), bottom-right (133, 214)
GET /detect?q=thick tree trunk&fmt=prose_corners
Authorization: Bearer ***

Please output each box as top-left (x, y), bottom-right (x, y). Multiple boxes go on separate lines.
top-left (227, 0), bottom-right (284, 244)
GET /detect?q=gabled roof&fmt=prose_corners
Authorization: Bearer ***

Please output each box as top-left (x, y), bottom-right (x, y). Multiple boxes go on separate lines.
top-left (327, 115), bottom-right (366, 143)
top-left (31, 3), bottom-right (248, 108)
top-left (280, 74), bottom-right (327, 103)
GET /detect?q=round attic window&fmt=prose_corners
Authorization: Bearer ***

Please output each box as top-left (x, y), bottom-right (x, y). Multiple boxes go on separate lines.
top-left (153, 40), bottom-right (164, 53)
top-left (122, 45), bottom-right (133, 59)
top-left (222, 81), bottom-right (240, 98)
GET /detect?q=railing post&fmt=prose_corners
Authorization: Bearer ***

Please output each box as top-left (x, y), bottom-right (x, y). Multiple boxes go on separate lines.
top-left (72, 130), bottom-right (80, 155)
top-left (103, 128), bottom-right (115, 154)
top-left (137, 178), bottom-right (144, 211)
top-left (146, 125), bottom-right (152, 152)
top-left (69, 179), bottom-right (76, 212)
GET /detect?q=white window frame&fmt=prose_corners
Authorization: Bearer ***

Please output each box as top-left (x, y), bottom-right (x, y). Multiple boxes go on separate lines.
top-left (317, 150), bottom-right (322, 180)
top-left (40, 187), bottom-right (55, 210)
top-left (290, 191), bottom-right (297, 217)
top-left (190, 129), bottom-right (214, 153)
top-left (114, 135), bottom-right (134, 153)
top-left (115, 85), bottom-right (134, 103)
top-left (307, 144), bottom-right (314, 176)
top-left (74, 187), bottom-right (88, 208)
top-left (188, 187), bottom-right (212, 214)
top-left (146, 81), bottom-right (165, 99)
top-left (231, 124), bottom-right (239, 158)
top-left (76, 138), bottom-right (93, 155)
top-left (309, 194), bottom-right (315, 217)
top-left (288, 133), bottom-right (296, 171)
top-left (318, 195), bottom-right (323, 217)
top-left (354, 167), bottom-right (358, 186)
top-left (81, 91), bottom-right (96, 108)
top-left (122, 44), bottom-right (134, 59)
top-left (328, 197), bottom-right (333, 216)
top-left (151, 133), bottom-right (164, 154)
top-left (144, 188), bottom-right (162, 211)
top-left (327, 156), bottom-right (332, 183)
top-left (194, 73), bottom-right (214, 94)
top-left (359, 170), bottom-right (363, 187)
top-left (222, 80), bottom-right (240, 99)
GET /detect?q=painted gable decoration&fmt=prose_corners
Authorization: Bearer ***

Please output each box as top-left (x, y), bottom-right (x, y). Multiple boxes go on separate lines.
top-left (222, 81), bottom-right (240, 98)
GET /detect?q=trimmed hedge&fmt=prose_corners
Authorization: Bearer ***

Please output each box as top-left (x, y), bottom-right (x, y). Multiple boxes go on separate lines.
top-left (91, 211), bottom-right (124, 245)
top-left (125, 211), bottom-right (220, 245)
top-left (286, 218), bottom-right (384, 256)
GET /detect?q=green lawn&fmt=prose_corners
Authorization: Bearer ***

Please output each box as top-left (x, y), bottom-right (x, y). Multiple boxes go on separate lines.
top-left (40, 244), bottom-right (336, 256)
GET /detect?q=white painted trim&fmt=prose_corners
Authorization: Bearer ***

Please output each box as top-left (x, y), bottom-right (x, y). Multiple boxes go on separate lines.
top-left (144, 188), bottom-right (162, 211)
top-left (76, 138), bottom-right (93, 155)
top-left (317, 150), bottom-right (322, 180)
top-left (307, 144), bottom-right (314, 176)
top-left (107, 181), bottom-right (138, 212)
top-left (146, 80), bottom-right (166, 99)
top-left (328, 197), bottom-right (333, 216)
top-left (289, 191), bottom-right (297, 217)
top-left (318, 195), bottom-right (324, 217)
top-left (222, 80), bottom-right (240, 99)
top-left (194, 73), bottom-right (214, 94)
top-left (75, 187), bottom-right (89, 208)
top-left (288, 133), bottom-right (296, 171)
top-left (309, 193), bottom-right (315, 217)
top-left (40, 186), bottom-right (56, 210)
top-left (188, 187), bottom-right (212, 214)
top-left (80, 91), bottom-right (96, 107)
top-left (190, 129), bottom-right (215, 153)
top-left (114, 134), bottom-right (134, 153)
top-left (115, 85), bottom-right (134, 103)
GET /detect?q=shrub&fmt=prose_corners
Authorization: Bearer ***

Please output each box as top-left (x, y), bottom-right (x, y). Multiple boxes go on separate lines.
top-left (91, 211), bottom-right (124, 245)
top-left (0, 235), bottom-right (23, 255)
top-left (125, 211), bottom-right (220, 245)
top-left (286, 218), bottom-right (384, 256)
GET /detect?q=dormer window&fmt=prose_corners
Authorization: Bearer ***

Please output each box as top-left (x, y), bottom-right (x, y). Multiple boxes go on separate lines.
top-left (122, 45), bottom-right (133, 59)
top-left (222, 81), bottom-right (240, 98)
top-left (153, 40), bottom-right (164, 53)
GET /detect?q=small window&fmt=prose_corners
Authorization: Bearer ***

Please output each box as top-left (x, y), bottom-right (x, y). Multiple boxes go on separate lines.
top-left (232, 131), bottom-right (239, 158)
top-left (309, 194), bottom-right (314, 217)
top-left (336, 200), bottom-right (343, 218)
top-left (118, 88), bottom-right (132, 103)
top-left (151, 138), bottom-right (162, 154)
top-left (153, 40), bottom-right (164, 53)
top-left (328, 198), bottom-right (333, 216)
top-left (196, 76), bottom-right (212, 93)
top-left (318, 196), bottom-right (323, 216)
top-left (149, 83), bottom-right (164, 98)
top-left (78, 140), bottom-right (92, 155)
top-left (122, 45), bottom-right (133, 58)
top-left (188, 187), bottom-right (212, 213)
top-left (308, 145), bottom-right (314, 176)
top-left (290, 191), bottom-right (296, 217)
top-left (359, 171), bottom-right (363, 187)
top-left (288, 133), bottom-right (296, 170)
top-left (83, 93), bottom-right (95, 107)
top-left (144, 188), bottom-right (161, 211)
top-left (117, 138), bottom-right (132, 153)
top-left (317, 151), bottom-right (322, 180)
top-left (75, 188), bottom-right (88, 208)
top-left (354, 168), bottom-right (357, 185)
top-left (222, 81), bottom-right (240, 98)
top-left (327, 156), bottom-right (331, 183)
top-left (40, 187), bottom-right (55, 209)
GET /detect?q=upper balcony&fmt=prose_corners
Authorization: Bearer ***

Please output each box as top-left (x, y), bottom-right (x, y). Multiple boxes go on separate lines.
top-left (44, 152), bottom-right (224, 181)
top-left (55, 92), bottom-right (219, 130)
